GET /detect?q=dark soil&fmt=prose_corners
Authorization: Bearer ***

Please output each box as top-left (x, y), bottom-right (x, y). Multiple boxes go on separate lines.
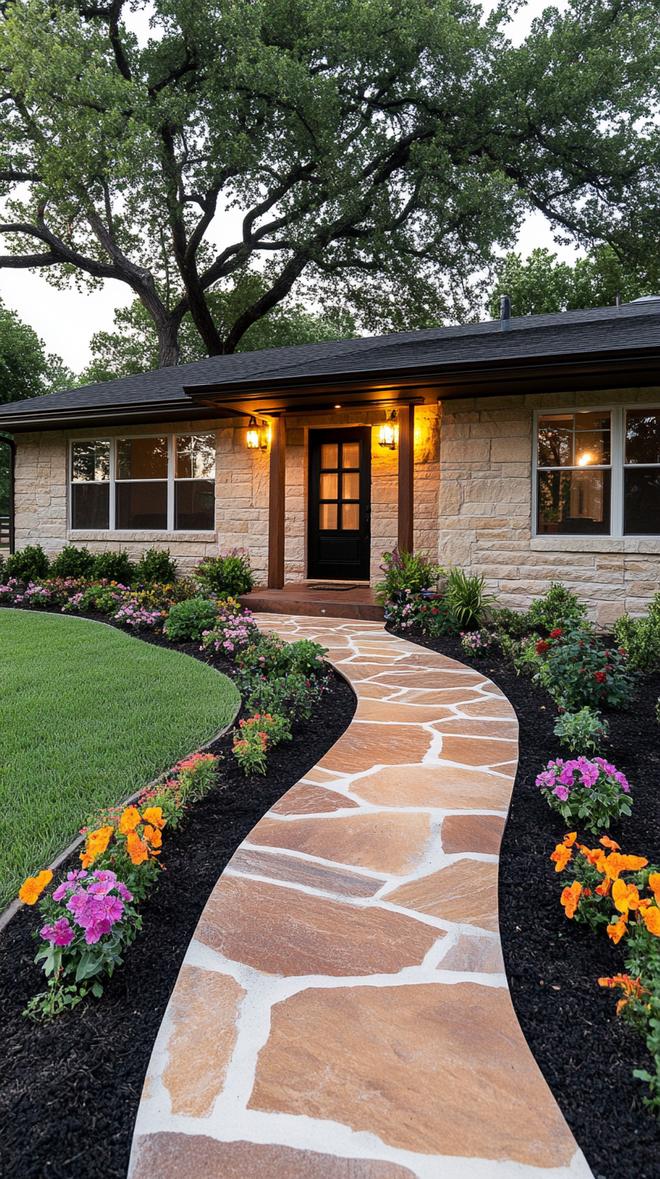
top-left (0, 612), bottom-right (356, 1179)
top-left (395, 626), bottom-right (660, 1179)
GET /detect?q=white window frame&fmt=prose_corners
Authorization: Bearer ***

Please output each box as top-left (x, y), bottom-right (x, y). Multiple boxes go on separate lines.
top-left (69, 431), bottom-right (216, 533)
top-left (532, 404), bottom-right (660, 539)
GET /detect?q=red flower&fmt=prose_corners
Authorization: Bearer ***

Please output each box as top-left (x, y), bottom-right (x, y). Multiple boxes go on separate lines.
top-left (549, 628), bottom-right (563, 639)
top-left (536, 640), bottom-right (550, 655)
top-left (594, 670), bottom-right (606, 683)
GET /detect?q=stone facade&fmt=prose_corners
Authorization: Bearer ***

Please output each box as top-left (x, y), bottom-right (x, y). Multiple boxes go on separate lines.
top-left (438, 385), bottom-right (660, 625)
top-left (11, 388), bottom-right (660, 621)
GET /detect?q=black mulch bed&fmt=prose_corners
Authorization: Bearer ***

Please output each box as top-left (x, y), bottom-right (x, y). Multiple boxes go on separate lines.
top-left (0, 610), bottom-right (356, 1179)
top-left (394, 626), bottom-right (660, 1179)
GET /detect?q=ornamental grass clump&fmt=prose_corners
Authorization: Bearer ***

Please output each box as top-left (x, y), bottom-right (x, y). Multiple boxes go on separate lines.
top-left (551, 833), bottom-right (660, 1112)
top-left (18, 751), bottom-right (219, 1020)
top-left (536, 756), bottom-right (632, 831)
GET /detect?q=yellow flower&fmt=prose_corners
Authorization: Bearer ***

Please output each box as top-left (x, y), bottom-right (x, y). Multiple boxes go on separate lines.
top-left (119, 806), bottom-right (141, 834)
top-left (18, 869), bottom-right (53, 905)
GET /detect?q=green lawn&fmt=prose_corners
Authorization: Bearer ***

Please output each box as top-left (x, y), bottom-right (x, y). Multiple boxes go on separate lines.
top-left (0, 610), bottom-right (240, 908)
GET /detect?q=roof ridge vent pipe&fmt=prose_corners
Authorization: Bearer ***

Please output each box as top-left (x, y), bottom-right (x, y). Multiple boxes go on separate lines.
top-left (499, 294), bottom-right (511, 330)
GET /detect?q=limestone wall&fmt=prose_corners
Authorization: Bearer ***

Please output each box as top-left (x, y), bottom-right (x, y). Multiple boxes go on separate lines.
top-left (437, 386), bottom-right (660, 625)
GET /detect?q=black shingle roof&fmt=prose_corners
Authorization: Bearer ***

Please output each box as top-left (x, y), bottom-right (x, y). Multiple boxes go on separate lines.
top-left (1, 299), bottom-right (658, 427)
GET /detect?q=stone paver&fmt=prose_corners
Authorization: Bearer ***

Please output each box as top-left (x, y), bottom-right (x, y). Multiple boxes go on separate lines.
top-left (129, 616), bottom-right (592, 1179)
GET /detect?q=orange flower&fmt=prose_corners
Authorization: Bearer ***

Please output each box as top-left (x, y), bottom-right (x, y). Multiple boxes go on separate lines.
top-left (598, 973), bottom-right (647, 1014)
top-left (599, 835), bottom-right (620, 851)
top-left (612, 878), bottom-right (642, 915)
top-left (563, 832), bottom-right (578, 847)
top-left (595, 877), bottom-right (612, 897)
top-left (18, 868), bottom-right (53, 905)
top-left (560, 881), bottom-right (582, 919)
top-left (579, 845), bottom-right (607, 872)
top-left (648, 872), bottom-right (660, 905)
top-left (141, 806), bottom-right (165, 829)
top-left (126, 831), bottom-right (149, 865)
top-left (550, 843), bottom-right (572, 872)
top-left (80, 824), bottom-right (114, 868)
top-left (641, 905), bottom-right (660, 937)
top-left (119, 806), bottom-right (141, 834)
top-left (603, 852), bottom-right (648, 881)
top-left (143, 824), bottom-right (162, 849)
top-left (606, 916), bottom-right (628, 944)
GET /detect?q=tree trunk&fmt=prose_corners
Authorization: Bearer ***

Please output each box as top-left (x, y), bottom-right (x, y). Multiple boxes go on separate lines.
top-left (156, 317), bottom-right (180, 367)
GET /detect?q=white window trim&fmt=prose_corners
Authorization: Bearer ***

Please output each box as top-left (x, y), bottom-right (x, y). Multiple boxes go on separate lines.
top-left (532, 403), bottom-right (660, 540)
top-left (69, 431), bottom-right (217, 534)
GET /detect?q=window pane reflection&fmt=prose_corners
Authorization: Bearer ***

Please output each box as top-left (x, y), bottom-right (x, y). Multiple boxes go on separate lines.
top-left (626, 411), bottom-right (660, 465)
top-left (624, 469), bottom-right (660, 534)
top-left (175, 481), bottom-right (215, 530)
top-left (116, 481), bottom-right (167, 529)
top-left (538, 412), bottom-right (610, 468)
top-left (72, 441), bottom-right (109, 482)
top-left (71, 483), bottom-right (109, 529)
top-left (117, 437), bottom-right (167, 480)
top-left (537, 470), bottom-right (610, 535)
top-left (175, 433), bottom-right (216, 479)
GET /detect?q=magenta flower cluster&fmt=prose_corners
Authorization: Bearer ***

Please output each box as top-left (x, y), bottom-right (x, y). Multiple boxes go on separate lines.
top-left (535, 756), bottom-right (630, 803)
top-left (40, 869), bottom-right (133, 947)
top-left (113, 602), bottom-right (165, 631)
top-left (202, 606), bottom-right (258, 656)
top-left (0, 579), bottom-right (53, 606)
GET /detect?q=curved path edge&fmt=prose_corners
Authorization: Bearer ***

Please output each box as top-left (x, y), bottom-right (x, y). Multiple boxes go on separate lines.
top-left (129, 615), bottom-right (593, 1179)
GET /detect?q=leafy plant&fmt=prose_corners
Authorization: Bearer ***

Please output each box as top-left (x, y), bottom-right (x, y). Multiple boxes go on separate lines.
top-left (196, 551), bottom-right (254, 597)
top-left (236, 633), bottom-right (327, 681)
top-left (232, 712), bottom-right (292, 775)
top-left (444, 568), bottom-right (494, 630)
top-left (6, 544), bottom-right (50, 583)
top-left (50, 544), bottom-right (95, 579)
top-left (136, 547), bottom-right (177, 585)
top-left (92, 550), bottom-right (135, 585)
top-left (201, 601), bottom-right (259, 657)
top-left (460, 629), bottom-right (496, 656)
top-left (537, 627), bottom-right (635, 711)
top-left (164, 597), bottom-right (218, 642)
top-left (553, 708), bottom-right (609, 755)
top-left (490, 605), bottom-right (532, 640)
top-left (613, 611), bottom-right (660, 673)
top-left (244, 670), bottom-right (327, 722)
top-left (537, 757), bottom-right (632, 831)
top-left (375, 547), bottom-right (443, 604)
top-left (527, 582), bottom-right (587, 634)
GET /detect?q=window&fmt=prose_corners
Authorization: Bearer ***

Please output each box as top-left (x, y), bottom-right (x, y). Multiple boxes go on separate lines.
top-left (535, 407), bottom-right (660, 538)
top-left (624, 411), bottom-right (660, 535)
top-left (71, 441), bottom-right (110, 529)
top-left (70, 433), bottom-right (216, 532)
top-left (536, 412), bottom-right (611, 535)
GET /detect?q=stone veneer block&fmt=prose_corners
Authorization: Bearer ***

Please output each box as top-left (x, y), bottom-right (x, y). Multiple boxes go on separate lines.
top-left (131, 1134), bottom-right (417, 1178)
top-left (249, 811), bottom-right (433, 874)
top-left (441, 813), bottom-right (506, 855)
top-left (249, 983), bottom-right (578, 1166)
top-left (162, 967), bottom-right (245, 1117)
top-left (196, 875), bottom-right (441, 976)
top-left (352, 763), bottom-right (513, 810)
top-left (386, 859), bottom-right (499, 932)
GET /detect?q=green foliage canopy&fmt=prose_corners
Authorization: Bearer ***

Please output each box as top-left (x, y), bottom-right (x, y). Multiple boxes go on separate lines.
top-left (489, 246), bottom-right (658, 318)
top-left (0, 0), bottom-right (657, 366)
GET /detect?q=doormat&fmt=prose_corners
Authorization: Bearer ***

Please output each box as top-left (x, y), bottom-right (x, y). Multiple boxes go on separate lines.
top-left (307, 583), bottom-right (359, 592)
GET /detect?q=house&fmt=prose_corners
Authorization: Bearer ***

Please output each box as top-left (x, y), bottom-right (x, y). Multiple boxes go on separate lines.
top-left (0, 298), bottom-right (658, 625)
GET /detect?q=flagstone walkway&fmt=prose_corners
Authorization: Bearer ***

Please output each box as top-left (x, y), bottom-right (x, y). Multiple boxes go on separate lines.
top-left (129, 616), bottom-right (592, 1179)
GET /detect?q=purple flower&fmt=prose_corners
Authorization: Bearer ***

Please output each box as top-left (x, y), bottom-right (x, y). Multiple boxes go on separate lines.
top-left (553, 785), bottom-right (570, 802)
top-left (40, 917), bottom-right (75, 946)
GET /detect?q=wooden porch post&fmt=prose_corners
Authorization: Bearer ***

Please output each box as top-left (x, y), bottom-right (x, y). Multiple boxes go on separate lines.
top-left (397, 402), bottom-right (415, 552)
top-left (268, 414), bottom-right (285, 588)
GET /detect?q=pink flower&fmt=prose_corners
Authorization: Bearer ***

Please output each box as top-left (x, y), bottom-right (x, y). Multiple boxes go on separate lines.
top-left (40, 917), bottom-right (74, 946)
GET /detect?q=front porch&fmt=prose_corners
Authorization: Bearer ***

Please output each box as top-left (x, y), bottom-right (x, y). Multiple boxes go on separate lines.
top-left (241, 580), bottom-right (384, 621)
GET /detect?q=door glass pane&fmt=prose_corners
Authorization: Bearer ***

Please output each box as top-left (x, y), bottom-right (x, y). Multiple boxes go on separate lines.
top-left (175, 433), bottom-right (216, 479)
top-left (320, 503), bottom-right (338, 530)
top-left (117, 437), bottom-right (168, 480)
top-left (175, 481), bottom-right (215, 530)
top-left (342, 472), bottom-right (359, 500)
top-left (537, 470), bottom-right (610, 534)
top-left (320, 443), bottom-right (338, 469)
top-left (71, 441), bottom-right (110, 482)
top-left (116, 481), bottom-right (167, 529)
top-left (71, 483), bottom-right (109, 529)
top-left (624, 469), bottom-right (660, 534)
top-left (320, 472), bottom-right (338, 499)
top-left (342, 503), bottom-right (360, 530)
top-left (626, 411), bottom-right (660, 465)
top-left (342, 441), bottom-right (360, 468)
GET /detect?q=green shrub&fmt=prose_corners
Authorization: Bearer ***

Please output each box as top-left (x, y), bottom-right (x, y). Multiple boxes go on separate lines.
top-left (375, 547), bottom-right (443, 604)
top-left (244, 670), bottom-right (326, 721)
top-left (236, 633), bottom-right (327, 681)
top-left (136, 547), bottom-right (177, 585)
top-left (164, 597), bottom-right (218, 642)
top-left (490, 605), bottom-right (531, 640)
top-left (196, 551), bottom-right (254, 597)
top-left (50, 544), bottom-right (95, 579)
top-left (6, 544), bottom-right (50, 583)
top-left (537, 627), bottom-right (635, 711)
top-left (527, 582), bottom-right (587, 634)
top-left (92, 550), bottom-right (135, 585)
top-left (613, 612), bottom-right (660, 673)
top-left (0, 552), bottom-right (5, 581)
top-left (232, 712), bottom-right (292, 775)
top-left (553, 707), bottom-right (609, 755)
top-left (445, 568), bottom-right (494, 630)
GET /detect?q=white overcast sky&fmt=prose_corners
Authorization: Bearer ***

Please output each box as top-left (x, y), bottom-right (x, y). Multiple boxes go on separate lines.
top-left (0, 0), bottom-right (574, 372)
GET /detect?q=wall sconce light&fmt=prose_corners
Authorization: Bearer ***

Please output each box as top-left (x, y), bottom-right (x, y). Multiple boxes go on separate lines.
top-left (378, 410), bottom-right (398, 450)
top-left (246, 416), bottom-right (269, 450)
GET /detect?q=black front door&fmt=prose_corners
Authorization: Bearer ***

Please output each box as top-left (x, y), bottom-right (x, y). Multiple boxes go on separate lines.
top-left (308, 427), bottom-right (371, 580)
